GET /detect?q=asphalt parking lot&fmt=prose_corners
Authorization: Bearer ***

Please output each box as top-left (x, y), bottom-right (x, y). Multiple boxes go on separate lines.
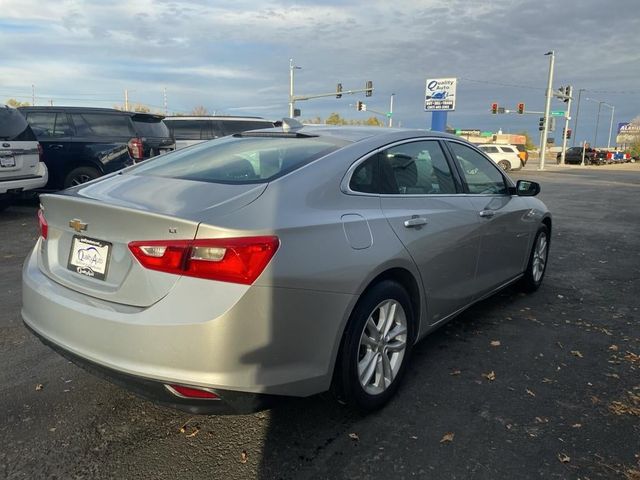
top-left (1, 165), bottom-right (638, 479)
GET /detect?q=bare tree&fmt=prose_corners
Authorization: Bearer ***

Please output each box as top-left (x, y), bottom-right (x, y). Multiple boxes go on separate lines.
top-left (191, 105), bottom-right (209, 116)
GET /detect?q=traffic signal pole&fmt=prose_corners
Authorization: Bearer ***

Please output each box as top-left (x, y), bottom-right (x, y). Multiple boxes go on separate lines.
top-left (560, 88), bottom-right (573, 166)
top-left (539, 51), bottom-right (555, 170)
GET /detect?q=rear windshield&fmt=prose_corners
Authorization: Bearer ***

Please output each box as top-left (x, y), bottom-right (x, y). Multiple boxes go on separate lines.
top-left (0, 108), bottom-right (36, 141)
top-left (164, 120), bottom-right (205, 140)
top-left (132, 117), bottom-right (170, 138)
top-left (219, 120), bottom-right (274, 136)
top-left (130, 135), bottom-right (346, 184)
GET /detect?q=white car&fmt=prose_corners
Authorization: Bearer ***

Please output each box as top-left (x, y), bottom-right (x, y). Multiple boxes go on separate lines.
top-left (477, 144), bottom-right (522, 171)
top-left (0, 106), bottom-right (48, 209)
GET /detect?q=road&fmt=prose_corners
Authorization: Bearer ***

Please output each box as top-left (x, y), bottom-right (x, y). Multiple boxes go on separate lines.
top-left (1, 165), bottom-right (638, 479)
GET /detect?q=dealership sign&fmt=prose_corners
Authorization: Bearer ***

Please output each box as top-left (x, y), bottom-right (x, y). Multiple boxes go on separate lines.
top-left (424, 78), bottom-right (457, 111)
top-left (618, 122), bottom-right (640, 134)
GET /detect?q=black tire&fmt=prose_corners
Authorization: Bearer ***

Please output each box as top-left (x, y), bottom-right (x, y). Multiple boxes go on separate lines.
top-left (498, 160), bottom-right (511, 171)
top-left (63, 166), bottom-right (100, 188)
top-left (520, 224), bottom-right (550, 292)
top-left (333, 280), bottom-right (415, 411)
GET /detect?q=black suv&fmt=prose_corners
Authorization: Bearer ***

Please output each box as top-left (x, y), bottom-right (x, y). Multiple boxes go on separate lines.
top-left (19, 107), bottom-right (174, 190)
top-left (556, 146), bottom-right (599, 165)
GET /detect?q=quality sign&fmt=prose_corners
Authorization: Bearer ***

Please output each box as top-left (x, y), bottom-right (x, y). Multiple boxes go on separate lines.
top-left (424, 78), bottom-right (457, 111)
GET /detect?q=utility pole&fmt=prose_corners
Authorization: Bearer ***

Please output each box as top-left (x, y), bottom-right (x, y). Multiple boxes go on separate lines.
top-left (124, 89), bottom-right (129, 111)
top-left (539, 51), bottom-right (555, 170)
top-left (572, 88), bottom-right (585, 147)
top-left (163, 87), bottom-right (168, 115)
top-left (389, 94), bottom-right (394, 127)
top-left (31, 84), bottom-right (35, 106)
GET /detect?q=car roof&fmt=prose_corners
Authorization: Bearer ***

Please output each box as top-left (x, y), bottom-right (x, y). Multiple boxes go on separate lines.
top-left (243, 125), bottom-right (462, 144)
top-left (18, 106), bottom-right (135, 116)
top-left (164, 116), bottom-right (268, 121)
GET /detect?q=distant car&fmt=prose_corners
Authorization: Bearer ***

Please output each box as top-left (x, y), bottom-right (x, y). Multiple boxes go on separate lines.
top-left (556, 146), bottom-right (599, 165)
top-left (130, 113), bottom-right (175, 159)
top-left (477, 144), bottom-right (522, 171)
top-left (0, 105), bottom-right (48, 209)
top-left (19, 106), bottom-right (172, 190)
top-left (164, 116), bottom-right (275, 150)
top-left (23, 123), bottom-right (551, 414)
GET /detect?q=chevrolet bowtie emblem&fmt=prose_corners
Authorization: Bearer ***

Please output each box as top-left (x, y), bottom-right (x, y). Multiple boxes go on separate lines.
top-left (69, 219), bottom-right (88, 233)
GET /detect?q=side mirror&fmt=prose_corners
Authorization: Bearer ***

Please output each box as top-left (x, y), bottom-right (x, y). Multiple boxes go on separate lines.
top-left (515, 180), bottom-right (540, 196)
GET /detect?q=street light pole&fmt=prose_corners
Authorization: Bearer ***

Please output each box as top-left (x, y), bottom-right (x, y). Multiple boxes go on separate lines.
top-left (389, 94), bottom-right (394, 127)
top-left (605, 103), bottom-right (615, 148)
top-left (539, 51), bottom-right (555, 170)
top-left (572, 88), bottom-right (585, 147)
top-left (594, 101), bottom-right (603, 148)
top-left (560, 87), bottom-right (572, 166)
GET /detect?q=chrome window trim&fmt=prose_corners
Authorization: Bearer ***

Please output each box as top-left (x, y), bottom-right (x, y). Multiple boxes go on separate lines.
top-left (341, 137), bottom-right (460, 197)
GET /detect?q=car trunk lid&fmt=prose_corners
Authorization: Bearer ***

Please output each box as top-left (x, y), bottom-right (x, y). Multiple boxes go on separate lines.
top-left (38, 173), bottom-right (266, 307)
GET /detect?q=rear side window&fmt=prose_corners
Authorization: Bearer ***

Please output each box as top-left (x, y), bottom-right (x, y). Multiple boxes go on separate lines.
top-left (166, 120), bottom-right (205, 140)
top-left (70, 113), bottom-right (134, 137)
top-left (0, 108), bottom-right (36, 141)
top-left (130, 135), bottom-right (345, 184)
top-left (218, 120), bottom-right (273, 136)
top-left (480, 146), bottom-right (499, 153)
top-left (499, 146), bottom-right (516, 153)
top-left (24, 112), bottom-right (72, 138)
top-left (132, 117), bottom-right (170, 138)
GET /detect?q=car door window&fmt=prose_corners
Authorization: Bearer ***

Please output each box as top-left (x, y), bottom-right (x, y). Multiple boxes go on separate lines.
top-left (448, 142), bottom-right (507, 195)
top-left (350, 141), bottom-right (457, 195)
top-left (382, 141), bottom-right (456, 194)
top-left (25, 112), bottom-right (57, 138)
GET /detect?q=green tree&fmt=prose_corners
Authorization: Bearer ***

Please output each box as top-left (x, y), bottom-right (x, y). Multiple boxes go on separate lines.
top-left (133, 103), bottom-right (151, 113)
top-left (6, 98), bottom-right (30, 108)
top-left (325, 113), bottom-right (347, 125)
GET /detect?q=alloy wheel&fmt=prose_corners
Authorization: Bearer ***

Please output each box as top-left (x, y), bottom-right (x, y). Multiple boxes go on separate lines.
top-left (532, 232), bottom-right (548, 282)
top-left (357, 299), bottom-right (407, 395)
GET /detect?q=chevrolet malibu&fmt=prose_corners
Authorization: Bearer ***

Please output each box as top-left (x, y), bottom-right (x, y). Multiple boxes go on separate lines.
top-left (22, 121), bottom-right (551, 414)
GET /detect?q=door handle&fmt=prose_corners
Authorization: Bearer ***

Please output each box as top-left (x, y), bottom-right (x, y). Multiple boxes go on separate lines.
top-left (48, 144), bottom-right (64, 150)
top-left (404, 216), bottom-right (428, 228)
top-left (479, 210), bottom-right (495, 218)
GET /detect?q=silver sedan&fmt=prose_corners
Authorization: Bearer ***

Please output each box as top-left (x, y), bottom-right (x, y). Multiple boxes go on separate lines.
top-left (22, 121), bottom-right (551, 413)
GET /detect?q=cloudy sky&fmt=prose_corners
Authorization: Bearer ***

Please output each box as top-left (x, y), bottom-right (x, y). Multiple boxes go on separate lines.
top-left (1, 0), bottom-right (639, 145)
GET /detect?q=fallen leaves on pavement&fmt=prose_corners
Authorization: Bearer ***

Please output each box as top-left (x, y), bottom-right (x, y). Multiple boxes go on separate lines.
top-left (624, 351), bottom-right (639, 365)
top-left (450, 369), bottom-right (461, 376)
top-left (526, 389), bottom-right (536, 397)
top-left (490, 340), bottom-right (501, 347)
top-left (35, 384), bottom-right (44, 391)
top-left (440, 432), bottom-right (454, 443)
top-left (609, 345), bottom-right (619, 352)
top-left (609, 391), bottom-right (640, 417)
top-left (348, 432), bottom-right (359, 441)
top-left (483, 371), bottom-right (496, 381)
top-left (557, 453), bottom-right (571, 463)
top-left (571, 350), bottom-right (584, 358)
top-left (240, 450), bottom-right (248, 464)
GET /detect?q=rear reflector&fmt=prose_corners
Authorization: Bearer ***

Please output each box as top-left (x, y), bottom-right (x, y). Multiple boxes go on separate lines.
top-left (165, 384), bottom-right (220, 400)
top-left (129, 236), bottom-right (279, 285)
top-left (37, 209), bottom-right (48, 239)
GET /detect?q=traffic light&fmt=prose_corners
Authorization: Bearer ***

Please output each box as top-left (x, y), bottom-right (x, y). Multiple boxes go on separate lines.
top-left (336, 83), bottom-right (342, 99)
top-left (517, 103), bottom-right (525, 114)
top-left (491, 103), bottom-right (498, 114)
top-left (564, 128), bottom-right (572, 139)
top-left (293, 108), bottom-right (301, 118)
top-left (538, 117), bottom-right (545, 131)
top-left (563, 85), bottom-right (572, 103)
top-left (356, 101), bottom-right (366, 111)
top-left (365, 80), bottom-right (373, 97)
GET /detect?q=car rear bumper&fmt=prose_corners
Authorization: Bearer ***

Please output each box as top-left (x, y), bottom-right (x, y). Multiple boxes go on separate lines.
top-left (25, 321), bottom-right (280, 414)
top-left (22, 243), bottom-right (355, 403)
top-left (0, 162), bottom-right (48, 195)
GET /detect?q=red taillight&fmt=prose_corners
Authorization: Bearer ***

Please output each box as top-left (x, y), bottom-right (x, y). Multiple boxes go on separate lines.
top-left (127, 137), bottom-right (144, 161)
top-left (165, 384), bottom-right (220, 400)
top-left (128, 236), bottom-right (279, 285)
top-left (37, 209), bottom-right (48, 239)
top-left (37, 143), bottom-right (44, 162)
